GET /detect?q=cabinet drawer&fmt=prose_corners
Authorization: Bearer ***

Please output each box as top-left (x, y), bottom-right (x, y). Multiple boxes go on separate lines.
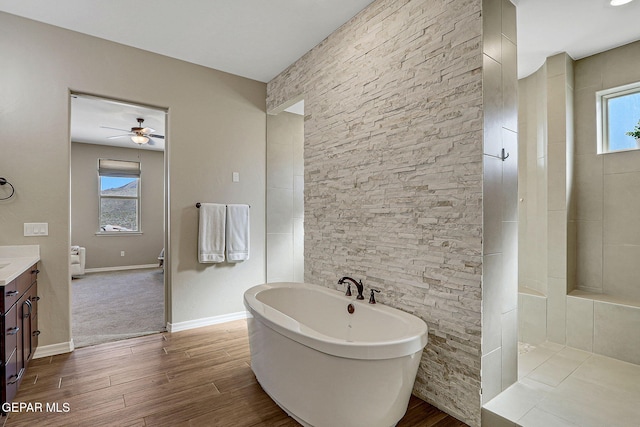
top-left (4, 304), bottom-right (17, 363)
top-left (2, 279), bottom-right (18, 314)
top-left (17, 263), bottom-right (38, 296)
top-left (4, 348), bottom-right (18, 405)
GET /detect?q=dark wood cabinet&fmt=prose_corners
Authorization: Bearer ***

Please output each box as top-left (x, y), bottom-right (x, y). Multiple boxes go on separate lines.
top-left (1, 264), bottom-right (39, 410)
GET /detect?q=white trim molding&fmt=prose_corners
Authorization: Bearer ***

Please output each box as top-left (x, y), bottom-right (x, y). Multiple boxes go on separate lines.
top-left (31, 313), bottom-right (249, 358)
top-left (84, 264), bottom-right (159, 273)
top-left (33, 339), bottom-right (75, 359)
top-left (596, 81), bottom-right (640, 154)
top-left (167, 311), bottom-right (248, 333)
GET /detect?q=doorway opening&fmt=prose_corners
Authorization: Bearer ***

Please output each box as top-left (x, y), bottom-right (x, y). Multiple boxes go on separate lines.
top-left (69, 93), bottom-right (168, 348)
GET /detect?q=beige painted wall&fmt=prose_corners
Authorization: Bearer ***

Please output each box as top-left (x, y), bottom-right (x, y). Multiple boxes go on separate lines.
top-left (267, 0), bottom-right (488, 424)
top-left (70, 142), bottom-right (164, 269)
top-left (266, 112), bottom-right (304, 282)
top-left (0, 12), bottom-right (266, 347)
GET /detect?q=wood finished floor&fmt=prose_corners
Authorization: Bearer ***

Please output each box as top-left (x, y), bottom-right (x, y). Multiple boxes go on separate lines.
top-left (3, 320), bottom-right (468, 427)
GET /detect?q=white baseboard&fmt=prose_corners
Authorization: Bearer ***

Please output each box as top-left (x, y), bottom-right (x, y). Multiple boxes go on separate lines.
top-left (85, 264), bottom-right (159, 273)
top-left (33, 340), bottom-right (75, 359)
top-left (167, 311), bottom-right (248, 333)
top-left (32, 313), bottom-right (248, 357)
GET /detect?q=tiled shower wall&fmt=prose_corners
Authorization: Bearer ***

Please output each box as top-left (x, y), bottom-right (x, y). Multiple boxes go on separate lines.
top-left (516, 54), bottom-right (575, 347)
top-left (518, 66), bottom-right (548, 297)
top-left (266, 112), bottom-right (304, 282)
top-left (517, 63), bottom-right (549, 346)
top-left (573, 40), bottom-right (640, 300)
top-left (569, 40), bottom-right (640, 365)
top-left (518, 43), bottom-right (640, 365)
top-left (480, 0), bottom-right (518, 407)
top-left (268, 0), bottom-right (488, 424)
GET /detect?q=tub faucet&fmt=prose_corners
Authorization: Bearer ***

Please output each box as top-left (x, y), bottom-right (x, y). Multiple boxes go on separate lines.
top-left (369, 288), bottom-right (380, 304)
top-left (338, 277), bottom-right (364, 300)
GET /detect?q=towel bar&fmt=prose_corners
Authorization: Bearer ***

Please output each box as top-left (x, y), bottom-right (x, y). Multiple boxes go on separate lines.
top-left (195, 203), bottom-right (250, 208)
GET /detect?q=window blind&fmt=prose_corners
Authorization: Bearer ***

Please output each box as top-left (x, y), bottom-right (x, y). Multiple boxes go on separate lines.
top-left (98, 159), bottom-right (141, 177)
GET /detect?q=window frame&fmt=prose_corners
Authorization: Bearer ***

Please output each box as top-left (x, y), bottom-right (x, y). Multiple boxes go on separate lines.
top-left (596, 81), bottom-right (640, 154)
top-left (96, 159), bottom-right (142, 235)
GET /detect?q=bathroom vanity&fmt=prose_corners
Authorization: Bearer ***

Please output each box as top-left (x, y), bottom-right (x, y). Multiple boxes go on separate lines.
top-left (0, 246), bottom-right (40, 410)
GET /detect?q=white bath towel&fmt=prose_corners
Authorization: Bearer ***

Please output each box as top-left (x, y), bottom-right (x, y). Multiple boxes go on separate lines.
top-left (198, 203), bottom-right (226, 263)
top-left (225, 204), bottom-right (250, 262)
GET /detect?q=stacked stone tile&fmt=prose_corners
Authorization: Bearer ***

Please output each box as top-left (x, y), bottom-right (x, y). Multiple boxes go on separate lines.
top-left (268, 0), bottom-right (484, 424)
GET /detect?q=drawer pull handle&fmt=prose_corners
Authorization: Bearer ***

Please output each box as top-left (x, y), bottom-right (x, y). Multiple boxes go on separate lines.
top-left (7, 327), bottom-right (20, 335)
top-left (6, 290), bottom-right (19, 297)
top-left (31, 269), bottom-right (40, 274)
top-left (31, 296), bottom-right (41, 302)
top-left (23, 299), bottom-right (32, 318)
top-left (33, 330), bottom-right (41, 337)
top-left (8, 369), bottom-right (24, 385)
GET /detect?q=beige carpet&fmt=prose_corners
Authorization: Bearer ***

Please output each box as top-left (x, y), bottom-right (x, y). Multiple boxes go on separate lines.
top-left (72, 268), bottom-right (165, 348)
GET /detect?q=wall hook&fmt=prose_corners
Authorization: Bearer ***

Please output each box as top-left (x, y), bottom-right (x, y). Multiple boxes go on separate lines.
top-left (486, 149), bottom-right (510, 161)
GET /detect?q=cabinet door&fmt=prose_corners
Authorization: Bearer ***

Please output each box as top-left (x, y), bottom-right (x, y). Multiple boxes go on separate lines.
top-left (4, 304), bottom-right (17, 361)
top-left (18, 293), bottom-right (32, 375)
top-left (30, 283), bottom-right (39, 360)
top-left (4, 348), bottom-right (17, 405)
top-left (4, 304), bottom-right (18, 405)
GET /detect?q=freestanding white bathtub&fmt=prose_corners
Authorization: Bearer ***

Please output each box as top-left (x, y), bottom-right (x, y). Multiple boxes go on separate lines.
top-left (243, 282), bottom-right (428, 427)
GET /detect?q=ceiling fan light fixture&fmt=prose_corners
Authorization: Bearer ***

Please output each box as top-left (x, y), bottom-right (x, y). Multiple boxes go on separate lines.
top-left (610, 0), bottom-right (633, 6)
top-left (131, 135), bottom-right (149, 145)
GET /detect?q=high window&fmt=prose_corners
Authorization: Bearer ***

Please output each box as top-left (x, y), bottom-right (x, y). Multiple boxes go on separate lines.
top-left (596, 82), bottom-right (640, 154)
top-left (98, 159), bottom-right (141, 233)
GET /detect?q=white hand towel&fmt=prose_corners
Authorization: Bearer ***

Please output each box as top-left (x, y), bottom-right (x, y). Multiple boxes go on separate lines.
top-left (198, 203), bottom-right (226, 263)
top-left (226, 204), bottom-right (250, 262)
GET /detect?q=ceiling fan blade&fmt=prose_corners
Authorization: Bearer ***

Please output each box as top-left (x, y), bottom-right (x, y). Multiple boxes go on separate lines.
top-left (107, 134), bottom-right (131, 139)
top-left (147, 134), bottom-right (165, 139)
top-left (100, 126), bottom-right (131, 132)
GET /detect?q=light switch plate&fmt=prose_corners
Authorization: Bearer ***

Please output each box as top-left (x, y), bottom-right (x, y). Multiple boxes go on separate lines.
top-left (24, 223), bottom-right (48, 236)
top-left (232, 172), bottom-right (240, 182)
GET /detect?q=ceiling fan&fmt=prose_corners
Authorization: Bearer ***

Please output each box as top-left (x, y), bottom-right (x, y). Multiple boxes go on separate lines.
top-left (101, 118), bottom-right (164, 145)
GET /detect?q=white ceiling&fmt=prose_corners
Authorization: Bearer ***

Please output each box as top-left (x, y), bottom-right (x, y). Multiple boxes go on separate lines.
top-left (285, 100), bottom-right (305, 116)
top-left (514, 0), bottom-right (640, 78)
top-left (0, 0), bottom-right (376, 83)
top-left (71, 95), bottom-right (166, 152)
top-left (1, 0), bottom-right (639, 82)
top-left (3, 0), bottom-right (640, 148)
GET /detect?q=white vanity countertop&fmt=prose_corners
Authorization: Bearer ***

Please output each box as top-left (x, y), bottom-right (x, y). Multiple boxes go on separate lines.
top-left (0, 245), bottom-right (40, 285)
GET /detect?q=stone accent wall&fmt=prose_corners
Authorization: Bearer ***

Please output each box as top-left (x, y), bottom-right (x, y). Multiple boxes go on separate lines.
top-left (267, 0), bottom-right (484, 424)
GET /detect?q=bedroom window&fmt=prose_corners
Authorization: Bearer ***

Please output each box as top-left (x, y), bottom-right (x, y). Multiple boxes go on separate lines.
top-left (596, 82), bottom-right (640, 154)
top-left (98, 159), bottom-right (141, 233)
